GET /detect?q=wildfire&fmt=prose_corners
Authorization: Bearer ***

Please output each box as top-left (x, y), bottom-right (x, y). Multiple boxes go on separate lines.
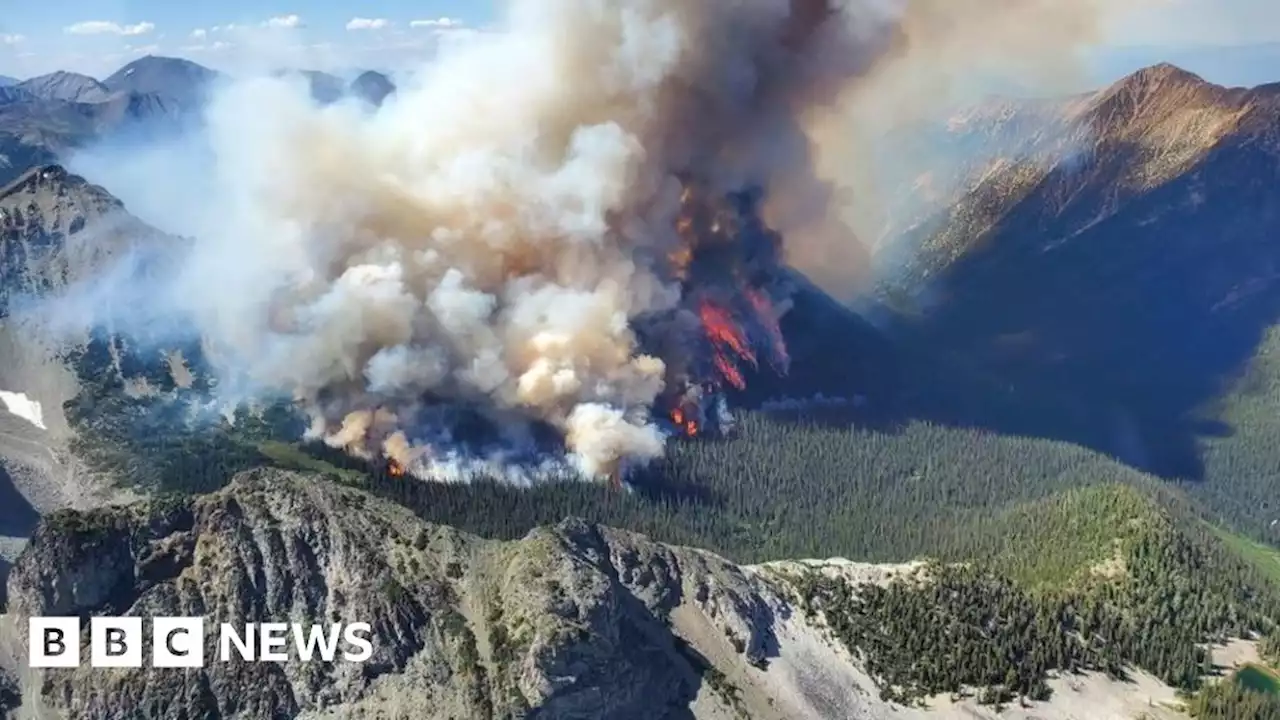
top-left (698, 299), bottom-right (759, 390)
top-left (746, 288), bottom-right (789, 372)
top-left (670, 405), bottom-right (700, 436)
top-left (657, 178), bottom-right (793, 434)
top-left (387, 458), bottom-right (406, 477)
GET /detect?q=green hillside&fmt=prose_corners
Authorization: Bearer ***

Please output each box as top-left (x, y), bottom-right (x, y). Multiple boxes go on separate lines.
top-left (1195, 324), bottom-right (1280, 546)
top-left (787, 482), bottom-right (1280, 703)
top-left (1188, 664), bottom-right (1280, 718)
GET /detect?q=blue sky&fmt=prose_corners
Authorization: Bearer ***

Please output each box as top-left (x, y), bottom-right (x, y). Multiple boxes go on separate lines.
top-left (0, 0), bottom-right (1278, 81)
top-left (0, 1), bottom-right (497, 78)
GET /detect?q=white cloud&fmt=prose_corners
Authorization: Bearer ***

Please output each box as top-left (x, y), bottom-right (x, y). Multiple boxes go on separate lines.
top-left (263, 15), bottom-right (302, 29)
top-left (347, 17), bottom-right (390, 31)
top-left (0, 33), bottom-right (23, 45)
top-left (190, 28), bottom-right (207, 39)
top-left (64, 20), bottom-right (156, 36)
top-left (180, 39), bottom-right (234, 53)
top-left (409, 18), bottom-right (464, 29)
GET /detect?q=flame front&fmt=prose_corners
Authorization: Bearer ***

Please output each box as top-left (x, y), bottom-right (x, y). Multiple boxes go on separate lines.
top-left (651, 178), bottom-right (793, 442)
top-left (666, 180), bottom-right (790, 395)
top-left (698, 299), bottom-right (757, 390)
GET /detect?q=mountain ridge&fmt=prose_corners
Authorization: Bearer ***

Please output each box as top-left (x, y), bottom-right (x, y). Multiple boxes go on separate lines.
top-left (2, 469), bottom-right (884, 720)
top-left (14, 71), bottom-right (110, 104)
top-left (4, 468), bottom-right (1256, 720)
top-left (878, 62), bottom-right (1280, 500)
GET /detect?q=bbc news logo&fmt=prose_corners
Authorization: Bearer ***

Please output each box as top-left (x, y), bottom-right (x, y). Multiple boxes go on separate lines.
top-left (28, 617), bottom-right (374, 668)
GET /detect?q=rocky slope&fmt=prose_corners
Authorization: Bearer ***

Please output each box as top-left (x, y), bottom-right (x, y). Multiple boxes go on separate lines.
top-left (0, 166), bottom-right (174, 569)
top-left (878, 63), bottom-right (1280, 489)
top-left (0, 470), bottom-right (1215, 720)
top-left (1, 469), bottom-right (886, 720)
top-left (14, 72), bottom-right (111, 104)
top-left (101, 56), bottom-right (222, 113)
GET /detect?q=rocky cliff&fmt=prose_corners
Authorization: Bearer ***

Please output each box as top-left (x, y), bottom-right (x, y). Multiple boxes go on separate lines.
top-left (1, 469), bottom-right (887, 720)
top-left (0, 165), bottom-right (174, 582)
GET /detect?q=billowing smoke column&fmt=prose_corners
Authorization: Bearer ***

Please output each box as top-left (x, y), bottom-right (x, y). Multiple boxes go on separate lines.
top-left (171, 0), bottom-right (902, 481)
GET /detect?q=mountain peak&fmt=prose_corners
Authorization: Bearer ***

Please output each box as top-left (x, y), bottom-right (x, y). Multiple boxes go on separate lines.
top-left (107, 54), bottom-right (214, 78)
top-left (1124, 62), bottom-right (1207, 87)
top-left (350, 70), bottom-right (396, 106)
top-left (1078, 60), bottom-right (1256, 151)
top-left (102, 55), bottom-right (220, 110)
top-left (0, 164), bottom-right (121, 212)
top-left (14, 71), bottom-right (109, 103)
top-left (1093, 62), bottom-right (1221, 110)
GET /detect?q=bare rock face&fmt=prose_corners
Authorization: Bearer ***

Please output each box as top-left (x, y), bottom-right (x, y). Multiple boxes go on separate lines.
top-left (2, 470), bottom-right (889, 720)
top-left (0, 166), bottom-right (172, 573)
top-left (0, 165), bottom-right (166, 313)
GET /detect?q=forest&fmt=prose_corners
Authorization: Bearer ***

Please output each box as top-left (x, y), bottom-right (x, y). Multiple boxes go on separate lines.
top-left (57, 313), bottom-right (1280, 710)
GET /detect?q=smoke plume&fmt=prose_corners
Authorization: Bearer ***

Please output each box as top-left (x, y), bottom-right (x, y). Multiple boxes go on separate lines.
top-left (61, 0), bottom-right (1147, 482)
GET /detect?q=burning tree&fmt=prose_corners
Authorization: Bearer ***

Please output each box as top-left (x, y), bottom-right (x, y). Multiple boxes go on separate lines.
top-left (648, 180), bottom-right (793, 439)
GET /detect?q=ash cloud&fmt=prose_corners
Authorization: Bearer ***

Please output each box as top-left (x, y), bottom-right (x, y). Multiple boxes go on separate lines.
top-left (59, 0), bottom-right (1148, 482)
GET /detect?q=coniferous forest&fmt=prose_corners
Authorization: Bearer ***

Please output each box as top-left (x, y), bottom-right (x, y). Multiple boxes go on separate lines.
top-left (57, 313), bottom-right (1280, 712)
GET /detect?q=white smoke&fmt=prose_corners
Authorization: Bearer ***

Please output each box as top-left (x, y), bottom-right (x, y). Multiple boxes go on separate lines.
top-left (61, 0), bottom-right (1149, 482)
top-left (131, 0), bottom-right (898, 479)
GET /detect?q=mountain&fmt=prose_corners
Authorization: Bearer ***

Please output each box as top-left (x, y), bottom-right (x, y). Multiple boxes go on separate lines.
top-left (0, 76), bottom-right (16, 87)
top-left (0, 85), bottom-right (199, 186)
top-left (4, 469), bottom-right (1266, 719)
top-left (14, 71), bottom-right (110, 104)
top-left (101, 55), bottom-right (221, 112)
top-left (276, 68), bottom-right (398, 107)
top-left (2, 470), bottom-right (878, 719)
top-left (1095, 43), bottom-right (1280, 89)
top-left (1, 62), bottom-right (1280, 717)
top-left (350, 70), bottom-right (396, 106)
top-left (875, 63), bottom-right (1280, 545)
top-left (293, 69), bottom-right (347, 104)
top-left (0, 165), bottom-right (161, 312)
top-left (0, 166), bottom-right (177, 574)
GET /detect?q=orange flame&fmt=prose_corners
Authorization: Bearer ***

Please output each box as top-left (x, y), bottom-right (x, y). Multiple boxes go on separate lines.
top-left (668, 179), bottom-right (790, 399)
top-left (698, 299), bottom-right (757, 389)
top-left (387, 459), bottom-right (405, 477)
top-left (669, 405), bottom-right (700, 436)
top-left (698, 301), bottom-right (756, 365)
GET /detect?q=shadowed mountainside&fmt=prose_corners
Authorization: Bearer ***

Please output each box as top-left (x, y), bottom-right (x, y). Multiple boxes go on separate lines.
top-left (881, 65), bottom-right (1280, 491)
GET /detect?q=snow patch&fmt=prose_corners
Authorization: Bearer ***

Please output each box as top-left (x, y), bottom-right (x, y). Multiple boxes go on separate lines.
top-left (0, 390), bottom-right (46, 430)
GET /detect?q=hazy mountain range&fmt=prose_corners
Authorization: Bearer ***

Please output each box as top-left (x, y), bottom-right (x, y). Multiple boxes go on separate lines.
top-left (0, 55), bottom-right (397, 188)
top-left (0, 57), bottom-right (1279, 718)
